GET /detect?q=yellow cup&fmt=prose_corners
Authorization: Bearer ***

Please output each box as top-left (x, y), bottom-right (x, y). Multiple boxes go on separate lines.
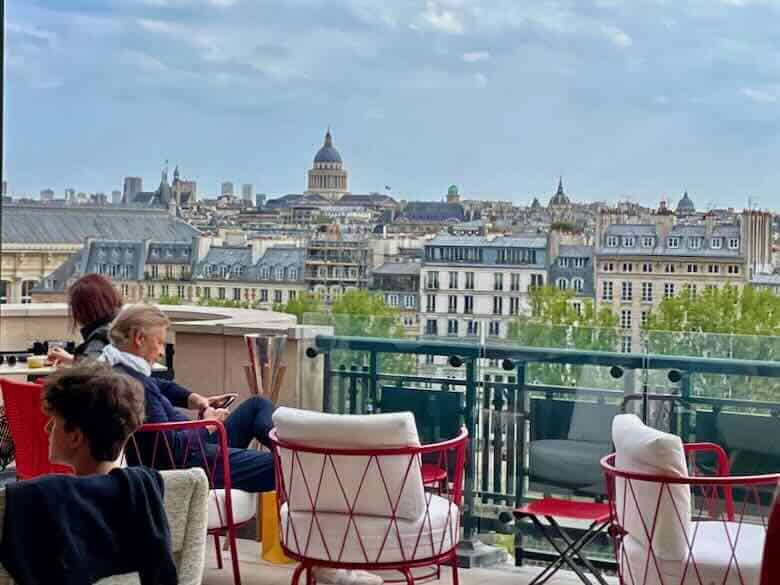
top-left (28, 356), bottom-right (46, 369)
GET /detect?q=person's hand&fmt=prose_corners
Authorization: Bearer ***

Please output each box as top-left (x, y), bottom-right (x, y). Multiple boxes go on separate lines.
top-left (207, 394), bottom-right (238, 409)
top-left (187, 393), bottom-right (210, 412)
top-left (47, 347), bottom-right (74, 366)
top-left (200, 407), bottom-right (229, 423)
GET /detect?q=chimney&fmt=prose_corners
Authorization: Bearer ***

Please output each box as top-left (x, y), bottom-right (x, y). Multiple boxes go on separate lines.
top-left (704, 213), bottom-right (714, 242)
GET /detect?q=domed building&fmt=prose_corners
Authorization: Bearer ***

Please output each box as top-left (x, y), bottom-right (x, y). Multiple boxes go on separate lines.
top-left (548, 177), bottom-right (571, 208)
top-left (676, 190), bottom-right (695, 216)
top-left (305, 128), bottom-right (349, 201)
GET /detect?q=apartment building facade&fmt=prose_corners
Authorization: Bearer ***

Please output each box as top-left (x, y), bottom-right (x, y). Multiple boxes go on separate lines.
top-left (418, 234), bottom-right (548, 342)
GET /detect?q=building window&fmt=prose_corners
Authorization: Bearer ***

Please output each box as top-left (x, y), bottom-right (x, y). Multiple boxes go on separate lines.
top-left (622, 263), bottom-right (633, 273)
top-left (493, 296), bottom-right (503, 315)
top-left (622, 336), bottom-right (632, 353)
top-left (260, 289), bottom-right (268, 302)
top-left (233, 288), bottom-right (241, 301)
top-left (404, 295), bottom-right (416, 309)
top-left (19, 280), bottom-right (36, 304)
top-left (448, 295), bottom-right (457, 313)
top-left (641, 282), bottom-right (653, 302)
top-left (621, 281), bottom-right (633, 301)
top-left (641, 310), bottom-right (649, 327)
top-left (602, 281), bottom-right (614, 301)
top-left (558, 257), bottom-right (570, 268)
top-left (425, 271), bottom-right (440, 289)
top-left (289, 268), bottom-right (298, 280)
top-left (607, 236), bottom-right (619, 247)
top-left (465, 272), bottom-right (474, 290)
top-left (642, 263), bottom-right (653, 273)
top-left (177, 285), bottom-right (185, 298)
top-left (641, 236), bottom-right (654, 248)
top-left (289, 290), bottom-right (297, 300)
top-left (557, 278), bottom-right (568, 290)
top-left (220, 266), bottom-right (229, 279)
top-left (664, 283), bottom-right (675, 299)
top-left (447, 319), bottom-right (459, 336)
top-left (728, 265), bottom-right (740, 275)
top-left (387, 294), bottom-right (399, 307)
top-left (573, 257), bottom-right (586, 268)
top-left (689, 237), bottom-right (701, 249)
top-left (602, 262), bottom-right (615, 272)
top-left (531, 274), bottom-right (544, 287)
top-left (425, 319), bottom-right (438, 336)
top-left (467, 320), bottom-right (479, 336)
top-left (623, 237), bottom-right (636, 247)
top-left (664, 263), bottom-right (676, 273)
top-left (489, 321), bottom-right (500, 337)
top-left (146, 284), bottom-right (155, 298)
top-left (494, 273), bottom-right (504, 291)
top-left (620, 310), bottom-right (632, 329)
top-left (464, 295), bottom-right (474, 314)
top-left (510, 297), bottom-right (521, 315)
top-left (687, 264), bottom-right (699, 273)
top-left (668, 237), bottom-right (680, 249)
top-left (426, 294), bottom-right (436, 312)
top-left (729, 238), bottom-right (739, 250)
top-left (260, 268), bottom-right (270, 280)
top-left (708, 264), bottom-right (720, 274)
top-left (161, 285), bottom-right (169, 297)
top-left (572, 278), bottom-right (584, 293)
top-left (150, 265), bottom-right (159, 279)
top-left (121, 284), bottom-right (130, 297)
top-left (510, 273), bottom-right (521, 292)
top-left (449, 271), bottom-right (459, 289)
top-left (274, 290), bottom-right (283, 303)
top-left (687, 284), bottom-right (698, 298)
top-left (711, 238), bottom-right (723, 249)
top-left (275, 268), bottom-right (284, 280)
top-left (218, 287), bottom-right (226, 300)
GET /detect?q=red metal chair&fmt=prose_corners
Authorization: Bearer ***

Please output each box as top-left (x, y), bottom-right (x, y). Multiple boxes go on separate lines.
top-left (601, 443), bottom-right (780, 585)
top-left (0, 377), bottom-right (73, 480)
top-left (269, 425), bottom-right (468, 585)
top-left (760, 483), bottom-right (780, 585)
top-left (127, 419), bottom-right (256, 585)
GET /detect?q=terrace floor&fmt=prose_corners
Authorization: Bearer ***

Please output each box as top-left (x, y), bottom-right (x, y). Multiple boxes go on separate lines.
top-left (204, 539), bottom-right (617, 585)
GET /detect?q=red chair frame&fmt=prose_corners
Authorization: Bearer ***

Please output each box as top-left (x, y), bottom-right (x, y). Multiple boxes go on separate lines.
top-left (127, 419), bottom-right (251, 585)
top-left (760, 483), bottom-right (780, 585)
top-left (269, 427), bottom-right (468, 585)
top-left (0, 377), bottom-right (72, 480)
top-left (601, 442), bottom-right (780, 585)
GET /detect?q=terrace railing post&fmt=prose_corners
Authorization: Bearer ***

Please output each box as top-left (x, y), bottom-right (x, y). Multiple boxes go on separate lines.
top-left (514, 361), bottom-right (527, 510)
top-left (349, 365), bottom-right (359, 414)
top-left (481, 373), bottom-right (491, 504)
top-left (492, 378), bottom-right (505, 503)
top-left (338, 364), bottom-right (347, 414)
top-left (369, 351), bottom-right (378, 411)
top-left (323, 352), bottom-right (332, 413)
top-left (681, 370), bottom-right (692, 442)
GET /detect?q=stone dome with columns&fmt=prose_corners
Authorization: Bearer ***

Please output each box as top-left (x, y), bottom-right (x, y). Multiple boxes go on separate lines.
top-left (306, 129), bottom-right (349, 201)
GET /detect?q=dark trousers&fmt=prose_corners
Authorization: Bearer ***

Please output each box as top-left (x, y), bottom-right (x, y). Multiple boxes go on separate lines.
top-left (187, 395), bottom-right (276, 493)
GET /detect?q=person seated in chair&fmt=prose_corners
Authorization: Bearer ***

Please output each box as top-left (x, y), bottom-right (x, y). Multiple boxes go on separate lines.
top-left (0, 364), bottom-right (177, 585)
top-left (100, 303), bottom-right (276, 493)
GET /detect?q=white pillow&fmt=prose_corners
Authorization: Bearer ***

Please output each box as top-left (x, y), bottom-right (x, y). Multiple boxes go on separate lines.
top-left (272, 407), bottom-right (425, 521)
top-left (612, 414), bottom-right (691, 561)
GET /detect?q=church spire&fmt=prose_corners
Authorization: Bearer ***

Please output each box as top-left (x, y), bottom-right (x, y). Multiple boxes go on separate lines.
top-left (557, 176), bottom-right (565, 196)
top-left (324, 127), bottom-right (333, 147)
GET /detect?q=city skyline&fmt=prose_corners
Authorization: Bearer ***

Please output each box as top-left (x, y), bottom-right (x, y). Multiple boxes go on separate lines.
top-left (6, 0), bottom-right (780, 208)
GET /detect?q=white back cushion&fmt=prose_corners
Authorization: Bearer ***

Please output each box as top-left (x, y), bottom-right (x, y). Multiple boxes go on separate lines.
top-left (272, 407), bottom-right (425, 521)
top-left (612, 414), bottom-right (691, 561)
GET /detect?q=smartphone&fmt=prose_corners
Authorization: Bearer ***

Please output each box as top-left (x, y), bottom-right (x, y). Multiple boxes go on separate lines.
top-left (218, 395), bottom-right (237, 409)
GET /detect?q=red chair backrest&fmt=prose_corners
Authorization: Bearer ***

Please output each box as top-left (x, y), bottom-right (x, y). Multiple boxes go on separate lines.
top-left (0, 378), bottom-right (73, 480)
top-left (761, 483), bottom-right (780, 585)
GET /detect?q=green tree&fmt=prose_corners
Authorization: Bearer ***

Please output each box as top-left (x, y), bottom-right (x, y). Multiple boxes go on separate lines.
top-left (157, 294), bottom-right (182, 305)
top-left (273, 293), bottom-right (322, 323)
top-left (506, 286), bottom-right (620, 388)
top-left (644, 284), bottom-right (780, 401)
top-left (196, 297), bottom-right (253, 309)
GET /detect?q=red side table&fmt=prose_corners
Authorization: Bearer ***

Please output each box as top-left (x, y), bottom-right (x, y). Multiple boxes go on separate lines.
top-left (514, 497), bottom-right (610, 585)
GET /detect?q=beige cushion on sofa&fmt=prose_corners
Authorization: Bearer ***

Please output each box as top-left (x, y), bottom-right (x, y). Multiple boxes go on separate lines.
top-left (612, 413), bottom-right (691, 561)
top-left (272, 407), bottom-right (425, 521)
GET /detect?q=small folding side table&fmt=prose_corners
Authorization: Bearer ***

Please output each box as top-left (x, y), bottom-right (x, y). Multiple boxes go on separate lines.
top-left (514, 497), bottom-right (611, 585)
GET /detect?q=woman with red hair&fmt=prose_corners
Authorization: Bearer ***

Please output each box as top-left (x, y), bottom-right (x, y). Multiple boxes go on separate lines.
top-left (48, 274), bottom-right (124, 364)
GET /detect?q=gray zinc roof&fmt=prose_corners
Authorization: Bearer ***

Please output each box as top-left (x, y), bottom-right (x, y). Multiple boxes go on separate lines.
top-left (558, 245), bottom-right (594, 257)
top-left (427, 234), bottom-right (548, 248)
top-left (372, 262), bottom-right (421, 276)
top-left (2, 205), bottom-right (200, 244)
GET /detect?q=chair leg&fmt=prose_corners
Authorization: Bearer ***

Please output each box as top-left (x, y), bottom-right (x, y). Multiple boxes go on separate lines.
top-left (214, 534), bottom-right (223, 569)
top-left (400, 568), bottom-right (414, 585)
top-left (450, 551), bottom-right (460, 585)
top-left (306, 566), bottom-right (316, 585)
top-left (227, 524), bottom-right (242, 585)
top-left (291, 563), bottom-right (305, 585)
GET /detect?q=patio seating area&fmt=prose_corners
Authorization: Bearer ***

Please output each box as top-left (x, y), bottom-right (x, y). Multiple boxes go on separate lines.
top-left (1, 304), bottom-right (780, 585)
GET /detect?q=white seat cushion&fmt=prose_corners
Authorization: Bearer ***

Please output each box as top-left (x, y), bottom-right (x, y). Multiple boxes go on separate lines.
top-left (622, 521), bottom-right (765, 585)
top-left (280, 494), bottom-right (459, 564)
top-left (612, 414), bottom-right (691, 561)
top-left (272, 407), bottom-right (425, 521)
top-left (208, 489), bottom-right (256, 530)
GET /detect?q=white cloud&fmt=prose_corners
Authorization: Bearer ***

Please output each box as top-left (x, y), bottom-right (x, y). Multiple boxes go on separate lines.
top-left (119, 49), bottom-right (168, 72)
top-left (138, 18), bottom-right (177, 34)
top-left (601, 25), bottom-right (632, 48)
top-left (740, 87), bottom-right (779, 103)
top-left (462, 50), bottom-right (490, 63)
top-left (421, 1), bottom-right (464, 34)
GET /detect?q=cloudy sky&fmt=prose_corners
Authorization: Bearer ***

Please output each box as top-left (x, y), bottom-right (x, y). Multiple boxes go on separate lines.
top-left (5, 0), bottom-right (780, 208)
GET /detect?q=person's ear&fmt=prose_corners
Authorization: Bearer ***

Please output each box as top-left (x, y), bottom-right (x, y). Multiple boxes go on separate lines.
top-left (131, 329), bottom-right (145, 348)
top-left (68, 427), bottom-right (87, 453)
